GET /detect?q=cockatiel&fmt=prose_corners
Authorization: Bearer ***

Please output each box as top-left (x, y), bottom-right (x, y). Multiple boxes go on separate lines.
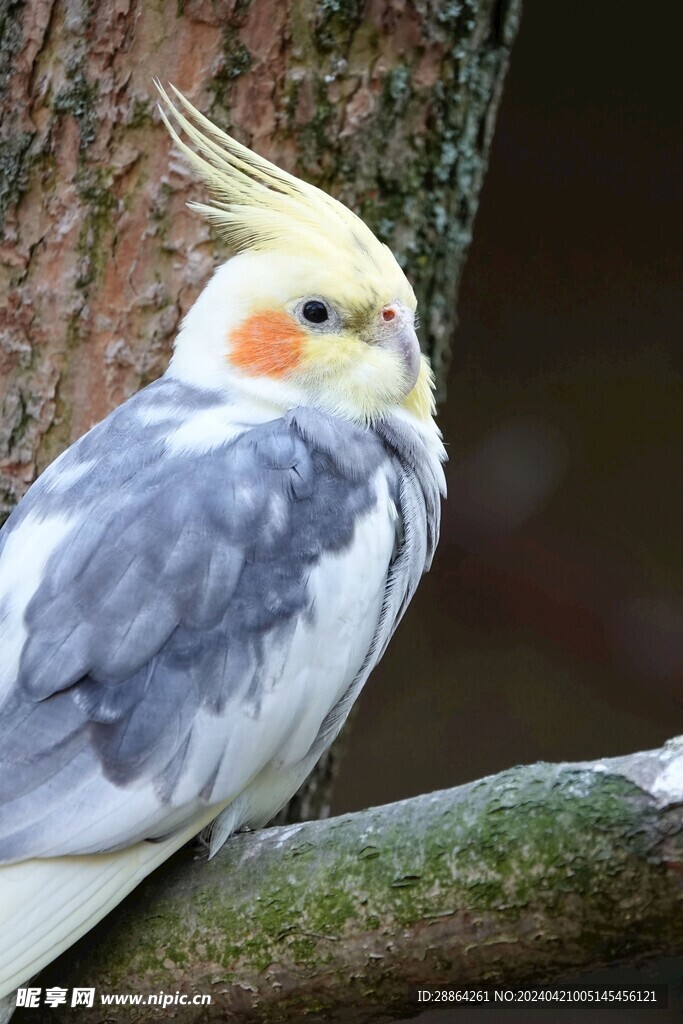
top-left (0, 84), bottom-right (445, 1005)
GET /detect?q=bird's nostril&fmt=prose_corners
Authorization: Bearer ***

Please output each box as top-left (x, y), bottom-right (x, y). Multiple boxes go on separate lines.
top-left (382, 307), bottom-right (396, 322)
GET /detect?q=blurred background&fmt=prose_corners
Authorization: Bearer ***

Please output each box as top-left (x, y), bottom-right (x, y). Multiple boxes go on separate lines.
top-left (332, 0), bottom-right (683, 1020)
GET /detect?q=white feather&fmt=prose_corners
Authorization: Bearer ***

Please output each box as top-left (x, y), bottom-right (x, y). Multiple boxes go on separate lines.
top-left (205, 470), bottom-right (398, 851)
top-left (0, 803), bottom-right (224, 1000)
top-left (175, 469), bottom-right (397, 811)
top-left (163, 399), bottom-right (282, 455)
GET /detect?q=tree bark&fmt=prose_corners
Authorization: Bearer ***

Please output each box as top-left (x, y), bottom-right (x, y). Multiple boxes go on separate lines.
top-left (0, 0), bottom-right (521, 521)
top-left (0, 0), bottom-right (521, 824)
top-left (25, 737), bottom-right (683, 1022)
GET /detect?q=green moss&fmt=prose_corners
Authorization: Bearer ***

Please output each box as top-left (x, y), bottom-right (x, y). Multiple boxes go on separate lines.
top-left (399, 767), bottom-right (671, 931)
top-left (386, 64), bottom-right (412, 108)
top-left (0, 0), bottom-right (23, 88)
top-left (2, 388), bottom-right (29, 451)
top-left (314, 0), bottom-right (364, 51)
top-left (53, 64), bottom-right (100, 149)
top-left (37, 156), bottom-right (117, 469)
top-left (232, 0), bottom-right (252, 18)
top-left (129, 96), bottom-right (151, 129)
top-left (0, 130), bottom-right (33, 228)
top-left (39, 757), bottom-right (683, 1010)
top-left (210, 30), bottom-right (253, 115)
top-left (280, 0), bottom-right (523, 393)
top-left (37, 316), bottom-right (81, 470)
top-left (284, 76), bottom-right (301, 131)
top-left (296, 78), bottom-right (335, 162)
top-left (222, 40), bottom-right (252, 81)
top-left (288, 935), bottom-right (317, 963)
top-left (74, 165), bottom-right (117, 287)
top-left (20, 63), bottom-right (116, 478)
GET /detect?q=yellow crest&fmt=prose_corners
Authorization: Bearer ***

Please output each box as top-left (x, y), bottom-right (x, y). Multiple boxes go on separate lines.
top-left (155, 82), bottom-right (407, 295)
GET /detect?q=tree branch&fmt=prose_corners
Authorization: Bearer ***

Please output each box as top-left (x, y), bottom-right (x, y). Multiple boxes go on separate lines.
top-left (31, 738), bottom-right (683, 1022)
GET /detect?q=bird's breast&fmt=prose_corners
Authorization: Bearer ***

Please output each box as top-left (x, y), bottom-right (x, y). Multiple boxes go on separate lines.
top-left (273, 468), bottom-right (398, 767)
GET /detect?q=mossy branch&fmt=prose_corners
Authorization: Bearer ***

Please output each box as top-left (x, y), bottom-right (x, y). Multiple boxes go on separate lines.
top-left (32, 738), bottom-right (683, 1022)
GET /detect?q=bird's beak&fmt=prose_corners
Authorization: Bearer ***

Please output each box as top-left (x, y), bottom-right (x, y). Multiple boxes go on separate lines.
top-left (371, 303), bottom-right (422, 395)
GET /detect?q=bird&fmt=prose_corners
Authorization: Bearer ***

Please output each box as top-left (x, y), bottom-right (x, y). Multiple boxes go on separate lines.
top-left (0, 83), bottom-right (446, 1008)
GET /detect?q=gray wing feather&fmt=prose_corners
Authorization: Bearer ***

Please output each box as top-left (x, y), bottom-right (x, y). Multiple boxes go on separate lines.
top-left (307, 414), bottom-right (445, 757)
top-left (0, 381), bottom-right (388, 861)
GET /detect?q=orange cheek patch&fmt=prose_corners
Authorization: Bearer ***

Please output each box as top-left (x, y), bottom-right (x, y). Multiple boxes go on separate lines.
top-left (229, 312), bottom-right (305, 378)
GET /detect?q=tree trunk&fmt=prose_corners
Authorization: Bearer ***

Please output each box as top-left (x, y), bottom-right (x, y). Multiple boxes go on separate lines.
top-left (0, 0), bottom-right (521, 517)
top-left (0, 0), bottom-right (521, 823)
top-left (26, 738), bottom-right (683, 1022)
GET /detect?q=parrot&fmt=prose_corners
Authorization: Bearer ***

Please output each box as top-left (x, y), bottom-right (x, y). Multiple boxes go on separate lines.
top-left (0, 83), bottom-right (446, 1009)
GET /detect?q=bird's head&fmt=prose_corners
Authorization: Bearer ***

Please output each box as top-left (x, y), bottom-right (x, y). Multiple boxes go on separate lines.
top-left (158, 84), bottom-right (435, 425)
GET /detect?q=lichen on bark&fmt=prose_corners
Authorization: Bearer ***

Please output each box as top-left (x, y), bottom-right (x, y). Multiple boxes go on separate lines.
top-left (0, 0), bottom-right (520, 525)
top-left (28, 740), bottom-right (683, 1023)
top-left (209, 0), bottom-right (520, 394)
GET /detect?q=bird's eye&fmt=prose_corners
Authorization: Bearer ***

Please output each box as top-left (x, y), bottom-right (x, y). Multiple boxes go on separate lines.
top-left (302, 300), bottom-right (329, 324)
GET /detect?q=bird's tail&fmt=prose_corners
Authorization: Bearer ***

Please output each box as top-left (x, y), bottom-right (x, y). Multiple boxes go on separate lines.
top-left (0, 994), bottom-right (14, 1024)
top-left (0, 806), bottom-right (222, 1001)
